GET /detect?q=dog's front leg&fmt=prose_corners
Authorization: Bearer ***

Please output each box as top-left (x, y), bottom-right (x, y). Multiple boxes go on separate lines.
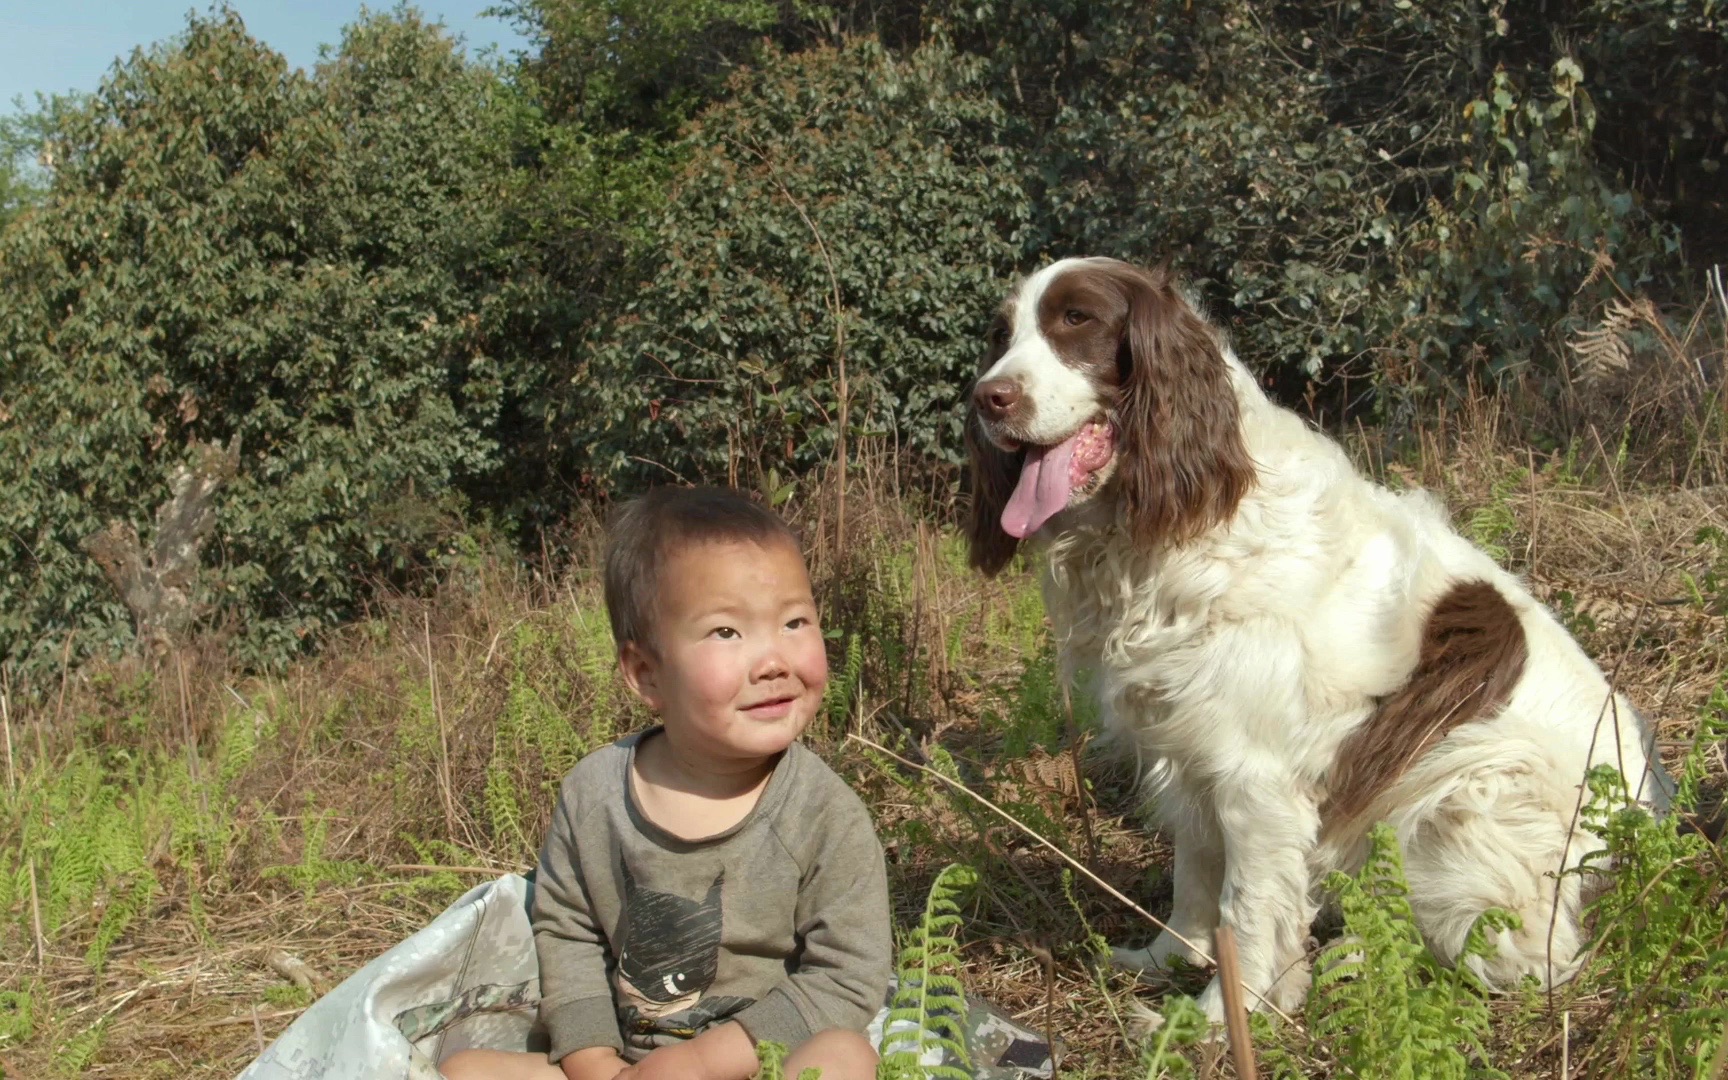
top-left (1194, 776), bottom-right (1318, 1024)
top-left (1113, 771), bottom-right (1222, 973)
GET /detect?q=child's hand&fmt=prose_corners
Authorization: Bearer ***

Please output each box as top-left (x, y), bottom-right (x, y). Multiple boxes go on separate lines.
top-left (616, 1022), bottom-right (758, 1080)
top-left (612, 1044), bottom-right (695, 1080)
top-left (558, 1045), bottom-right (631, 1080)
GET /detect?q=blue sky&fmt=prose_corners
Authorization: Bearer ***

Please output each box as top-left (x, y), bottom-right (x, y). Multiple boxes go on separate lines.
top-left (1, 1), bottom-right (530, 115)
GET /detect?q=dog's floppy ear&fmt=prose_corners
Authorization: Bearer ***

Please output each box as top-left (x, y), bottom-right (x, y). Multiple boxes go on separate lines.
top-left (964, 401), bottom-right (1023, 576)
top-left (964, 309), bottom-right (1023, 576)
top-left (1113, 265), bottom-right (1254, 547)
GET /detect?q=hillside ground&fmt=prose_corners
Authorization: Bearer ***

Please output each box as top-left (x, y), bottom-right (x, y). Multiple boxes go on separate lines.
top-left (2, 352), bottom-right (1725, 1077)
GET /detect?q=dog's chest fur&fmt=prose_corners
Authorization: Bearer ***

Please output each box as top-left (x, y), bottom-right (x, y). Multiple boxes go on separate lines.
top-left (1033, 480), bottom-right (1436, 787)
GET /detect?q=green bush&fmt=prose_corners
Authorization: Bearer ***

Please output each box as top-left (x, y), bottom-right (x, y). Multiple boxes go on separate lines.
top-left (926, 0), bottom-right (1683, 404)
top-left (935, 0), bottom-right (1394, 375)
top-left (1569, 0), bottom-right (1728, 257)
top-left (577, 35), bottom-right (1030, 488)
top-left (3, 0), bottom-right (1720, 671)
top-left (492, 0), bottom-right (783, 131)
top-left (0, 8), bottom-right (515, 669)
top-left (1383, 55), bottom-right (1680, 384)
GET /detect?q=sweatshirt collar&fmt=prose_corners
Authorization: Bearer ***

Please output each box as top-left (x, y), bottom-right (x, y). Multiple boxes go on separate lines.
top-left (619, 726), bottom-right (801, 850)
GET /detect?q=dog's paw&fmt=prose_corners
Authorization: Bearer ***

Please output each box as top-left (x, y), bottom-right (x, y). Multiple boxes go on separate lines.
top-left (1195, 979), bottom-right (1229, 1027)
top-left (1130, 990), bottom-right (1228, 1046)
top-left (1269, 955), bottom-right (1312, 1014)
top-left (1110, 929), bottom-right (1214, 977)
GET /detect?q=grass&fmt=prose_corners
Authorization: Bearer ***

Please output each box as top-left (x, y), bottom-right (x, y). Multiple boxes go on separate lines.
top-left (0, 299), bottom-right (1725, 1077)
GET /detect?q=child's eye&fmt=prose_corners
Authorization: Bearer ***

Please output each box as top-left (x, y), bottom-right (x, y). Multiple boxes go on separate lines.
top-left (711, 626), bottom-right (739, 640)
top-left (785, 617), bottom-right (809, 631)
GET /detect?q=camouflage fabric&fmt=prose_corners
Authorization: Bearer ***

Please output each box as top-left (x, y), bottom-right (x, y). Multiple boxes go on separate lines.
top-left (237, 873), bottom-right (543, 1080)
top-left (959, 1006), bottom-right (1060, 1079)
top-left (394, 981), bottom-right (538, 1045)
top-left (237, 873), bottom-right (1055, 1079)
top-left (868, 977), bottom-right (1058, 1080)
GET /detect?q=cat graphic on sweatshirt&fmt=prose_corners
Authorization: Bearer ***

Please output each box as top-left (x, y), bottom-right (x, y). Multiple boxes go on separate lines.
top-left (613, 862), bottom-right (755, 1046)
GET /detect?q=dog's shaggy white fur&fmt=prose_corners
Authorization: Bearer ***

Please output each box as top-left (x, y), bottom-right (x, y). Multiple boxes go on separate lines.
top-left (964, 257), bottom-right (1673, 1023)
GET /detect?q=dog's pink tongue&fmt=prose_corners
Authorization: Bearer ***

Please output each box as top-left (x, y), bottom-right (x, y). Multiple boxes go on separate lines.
top-left (1001, 433), bottom-right (1082, 539)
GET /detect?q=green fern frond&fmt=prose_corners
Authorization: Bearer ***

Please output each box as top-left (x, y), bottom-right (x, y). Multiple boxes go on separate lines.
top-left (880, 862), bottom-right (978, 1080)
top-left (216, 707), bottom-right (267, 788)
top-left (380, 836), bottom-right (469, 905)
top-left (755, 1039), bottom-right (788, 1080)
top-left (262, 807), bottom-right (368, 896)
top-left (483, 730), bottom-right (531, 859)
top-left (1677, 682), bottom-right (1727, 811)
top-left (1576, 693), bottom-right (1728, 1077)
top-left (822, 634), bottom-right (864, 731)
top-left (86, 872), bottom-right (159, 974)
top-left (1464, 468), bottom-right (1527, 566)
top-left (569, 603), bottom-right (621, 709)
top-left (1139, 994), bottom-right (1209, 1078)
top-left (56, 1017), bottom-right (107, 1078)
top-left (1309, 823), bottom-right (1507, 1080)
top-left (508, 676), bottom-right (586, 788)
top-left (0, 989), bottom-right (34, 1046)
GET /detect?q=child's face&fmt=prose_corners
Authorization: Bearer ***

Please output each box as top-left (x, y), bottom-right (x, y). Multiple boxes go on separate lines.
top-left (621, 538), bottom-right (828, 768)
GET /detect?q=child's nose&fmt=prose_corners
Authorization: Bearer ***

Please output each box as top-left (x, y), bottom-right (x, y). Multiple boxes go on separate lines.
top-left (752, 646), bottom-right (790, 681)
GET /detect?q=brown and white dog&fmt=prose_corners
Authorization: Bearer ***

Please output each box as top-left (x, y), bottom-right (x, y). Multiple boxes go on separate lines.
top-left (964, 257), bottom-right (1673, 1022)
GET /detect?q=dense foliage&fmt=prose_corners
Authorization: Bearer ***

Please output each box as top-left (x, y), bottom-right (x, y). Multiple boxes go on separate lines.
top-left (580, 37), bottom-right (1029, 486)
top-left (0, 10), bottom-right (514, 667)
top-left (1, 0), bottom-right (1722, 664)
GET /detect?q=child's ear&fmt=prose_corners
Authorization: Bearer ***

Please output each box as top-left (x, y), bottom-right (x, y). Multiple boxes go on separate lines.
top-left (618, 642), bottom-right (661, 710)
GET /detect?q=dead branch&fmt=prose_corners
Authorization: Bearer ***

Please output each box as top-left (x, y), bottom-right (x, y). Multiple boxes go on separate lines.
top-left (83, 436), bottom-right (240, 654)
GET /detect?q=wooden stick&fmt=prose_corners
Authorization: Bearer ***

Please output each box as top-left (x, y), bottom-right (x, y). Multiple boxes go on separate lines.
top-left (265, 949), bottom-right (326, 996)
top-left (1061, 688), bottom-right (1099, 868)
top-left (1035, 938), bottom-right (1060, 1078)
top-left (52, 631), bottom-right (75, 732)
top-left (177, 653), bottom-right (210, 820)
top-left (1214, 925), bottom-right (1258, 1079)
top-left (728, 134), bottom-right (849, 560)
top-left (0, 686), bottom-right (37, 970)
top-left (848, 733), bottom-right (1298, 1026)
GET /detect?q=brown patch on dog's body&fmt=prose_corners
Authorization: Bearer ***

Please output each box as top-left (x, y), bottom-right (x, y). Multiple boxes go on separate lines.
top-left (1322, 580), bottom-right (1529, 834)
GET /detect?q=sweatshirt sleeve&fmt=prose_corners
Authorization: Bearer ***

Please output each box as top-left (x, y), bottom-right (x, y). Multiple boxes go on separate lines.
top-left (733, 787), bottom-right (893, 1047)
top-left (532, 774), bottom-right (625, 1061)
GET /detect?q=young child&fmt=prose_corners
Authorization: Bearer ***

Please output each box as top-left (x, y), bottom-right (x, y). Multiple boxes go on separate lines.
top-left (442, 486), bottom-right (892, 1080)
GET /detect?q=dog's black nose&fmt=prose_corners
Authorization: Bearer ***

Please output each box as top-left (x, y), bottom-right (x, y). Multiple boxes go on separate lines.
top-left (974, 377), bottom-right (1022, 420)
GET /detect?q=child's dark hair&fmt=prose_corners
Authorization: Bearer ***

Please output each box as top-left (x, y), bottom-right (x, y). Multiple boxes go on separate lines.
top-left (602, 485), bottom-right (802, 654)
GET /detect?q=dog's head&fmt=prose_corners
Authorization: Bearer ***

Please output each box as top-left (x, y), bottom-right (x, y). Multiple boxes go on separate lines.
top-left (965, 257), bottom-right (1255, 575)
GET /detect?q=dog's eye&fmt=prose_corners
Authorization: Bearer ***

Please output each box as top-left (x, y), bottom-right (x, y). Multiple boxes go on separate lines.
top-left (1063, 309), bottom-right (1089, 326)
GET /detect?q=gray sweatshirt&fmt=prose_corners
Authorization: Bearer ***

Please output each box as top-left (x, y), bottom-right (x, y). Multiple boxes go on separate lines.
top-left (531, 728), bottom-right (893, 1064)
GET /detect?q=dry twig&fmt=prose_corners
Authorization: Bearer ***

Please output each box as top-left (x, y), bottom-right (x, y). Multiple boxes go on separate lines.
top-left (848, 732), bottom-right (1299, 1026)
top-left (264, 950), bottom-right (325, 996)
top-left (424, 612), bottom-right (458, 841)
